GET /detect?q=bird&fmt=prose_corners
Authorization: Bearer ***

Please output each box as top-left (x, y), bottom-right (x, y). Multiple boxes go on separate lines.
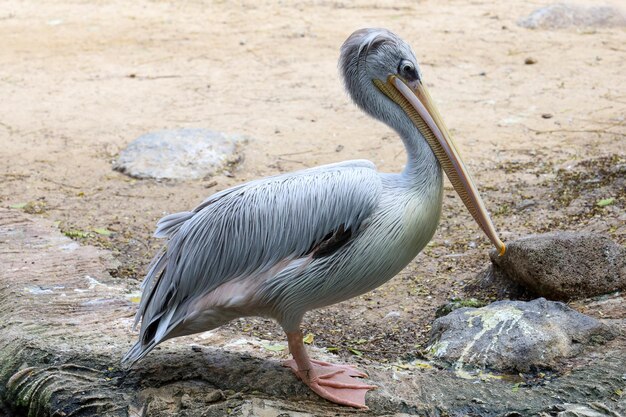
top-left (122, 28), bottom-right (506, 409)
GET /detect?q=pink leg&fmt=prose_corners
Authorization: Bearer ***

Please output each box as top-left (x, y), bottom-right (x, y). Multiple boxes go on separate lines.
top-left (282, 330), bottom-right (376, 409)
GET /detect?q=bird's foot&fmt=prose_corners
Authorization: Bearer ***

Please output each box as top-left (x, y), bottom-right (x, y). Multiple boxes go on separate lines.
top-left (283, 359), bottom-right (376, 409)
top-left (309, 359), bottom-right (369, 378)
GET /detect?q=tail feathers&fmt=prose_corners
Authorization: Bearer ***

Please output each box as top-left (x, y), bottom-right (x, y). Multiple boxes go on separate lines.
top-left (123, 305), bottom-right (180, 367)
top-left (125, 211), bottom-right (191, 367)
top-left (121, 340), bottom-right (157, 369)
top-left (154, 211), bottom-right (195, 238)
top-left (121, 323), bottom-right (171, 369)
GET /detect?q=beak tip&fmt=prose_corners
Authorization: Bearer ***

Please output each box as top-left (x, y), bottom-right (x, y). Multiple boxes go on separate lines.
top-left (498, 242), bottom-right (506, 256)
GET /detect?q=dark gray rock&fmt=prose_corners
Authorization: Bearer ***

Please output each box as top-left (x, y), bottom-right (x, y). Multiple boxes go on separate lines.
top-left (518, 4), bottom-right (626, 29)
top-left (427, 298), bottom-right (613, 374)
top-left (113, 128), bottom-right (244, 180)
top-left (490, 232), bottom-right (626, 301)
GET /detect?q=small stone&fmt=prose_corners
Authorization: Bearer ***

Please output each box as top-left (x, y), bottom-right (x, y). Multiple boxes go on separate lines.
top-left (524, 57), bottom-right (537, 65)
top-left (180, 393), bottom-right (192, 409)
top-left (204, 180), bottom-right (218, 189)
top-left (228, 392), bottom-right (243, 400)
top-left (204, 389), bottom-right (225, 403)
top-left (490, 232), bottom-right (626, 300)
top-left (384, 311), bottom-right (401, 320)
top-left (541, 113), bottom-right (553, 119)
top-left (516, 199), bottom-right (535, 211)
top-left (113, 128), bottom-right (245, 180)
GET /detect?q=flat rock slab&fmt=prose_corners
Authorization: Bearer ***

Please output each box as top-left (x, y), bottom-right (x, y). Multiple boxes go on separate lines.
top-left (490, 232), bottom-right (626, 301)
top-left (427, 298), bottom-right (614, 374)
top-left (1, 209), bottom-right (625, 416)
top-left (518, 4), bottom-right (626, 29)
top-left (113, 128), bottom-right (245, 180)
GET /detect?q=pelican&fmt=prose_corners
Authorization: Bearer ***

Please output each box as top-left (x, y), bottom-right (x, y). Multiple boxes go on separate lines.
top-left (122, 28), bottom-right (506, 409)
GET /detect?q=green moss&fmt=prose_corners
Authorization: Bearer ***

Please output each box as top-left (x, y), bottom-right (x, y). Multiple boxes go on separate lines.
top-left (435, 298), bottom-right (488, 318)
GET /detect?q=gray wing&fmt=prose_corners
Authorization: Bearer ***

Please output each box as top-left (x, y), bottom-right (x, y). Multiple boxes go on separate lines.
top-left (123, 160), bottom-right (381, 365)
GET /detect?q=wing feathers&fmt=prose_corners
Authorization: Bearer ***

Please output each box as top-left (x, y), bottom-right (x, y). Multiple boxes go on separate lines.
top-left (154, 212), bottom-right (195, 238)
top-left (125, 160), bottom-right (381, 364)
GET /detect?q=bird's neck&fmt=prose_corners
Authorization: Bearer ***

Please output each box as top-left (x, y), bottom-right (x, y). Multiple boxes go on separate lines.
top-left (396, 119), bottom-right (443, 186)
top-left (351, 82), bottom-right (442, 186)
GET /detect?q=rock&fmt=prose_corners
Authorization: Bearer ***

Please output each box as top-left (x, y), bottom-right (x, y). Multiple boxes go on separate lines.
top-left (490, 232), bottom-right (626, 301)
top-left (426, 298), bottom-right (613, 373)
top-left (383, 310), bottom-right (401, 320)
top-left (518, 4), bottom-right (626, 30)
top-left (113, 128), bottom-right (245, 180)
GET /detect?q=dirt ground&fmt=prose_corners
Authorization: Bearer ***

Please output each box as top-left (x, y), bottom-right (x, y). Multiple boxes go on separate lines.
top-left (1, 0), bottom-right (624, 366)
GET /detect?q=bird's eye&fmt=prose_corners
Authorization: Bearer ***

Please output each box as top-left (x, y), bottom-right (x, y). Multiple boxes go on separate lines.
top-left (399, 60), bottom-right (414, 75)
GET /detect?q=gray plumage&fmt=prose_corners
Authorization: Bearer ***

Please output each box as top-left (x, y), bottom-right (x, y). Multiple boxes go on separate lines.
top-left (123, 28), bottom-right (444, 366)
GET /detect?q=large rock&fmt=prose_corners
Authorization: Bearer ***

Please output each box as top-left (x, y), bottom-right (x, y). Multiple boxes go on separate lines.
top-left (490, 232), bottom-right (626, 301)
top-left (518, 4), bottom-right (626, 30)
top-left (113, 128), bottom-right (244, 180)
top-left (427, 298), bottom-right (613, 374)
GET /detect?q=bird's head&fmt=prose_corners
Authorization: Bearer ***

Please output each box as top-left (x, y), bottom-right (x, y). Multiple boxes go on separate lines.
top-left (340, 28), bottom-right (506, 256)
top-left (340, 28), bottom-right (420, 126)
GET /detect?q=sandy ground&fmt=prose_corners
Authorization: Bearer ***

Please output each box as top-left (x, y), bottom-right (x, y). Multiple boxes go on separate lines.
top-left (1, 0), bottom-right (624, 364)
